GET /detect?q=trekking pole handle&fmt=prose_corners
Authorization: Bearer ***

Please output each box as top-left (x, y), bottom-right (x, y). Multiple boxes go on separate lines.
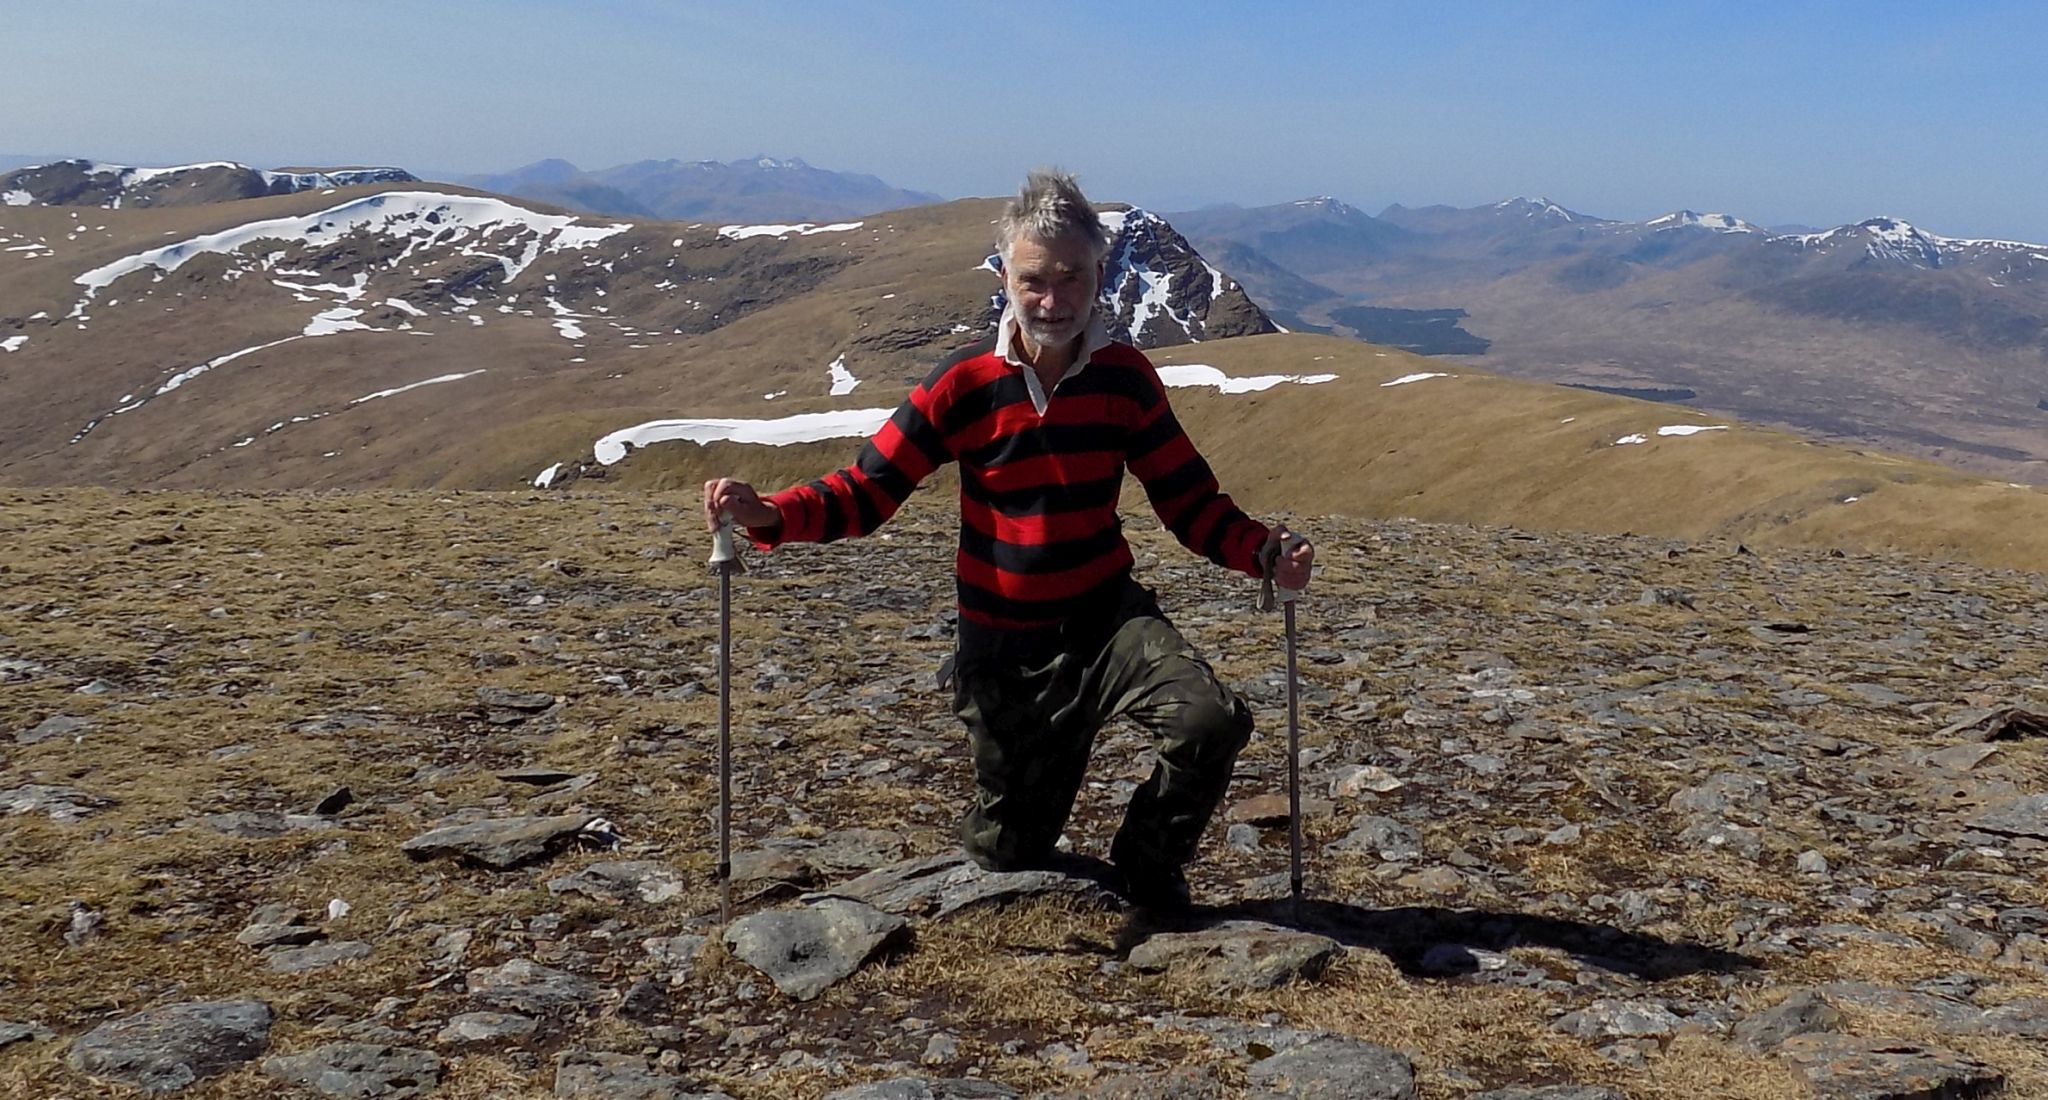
top-left (1273, 532), bottom-right (1308, 604)
top-left (709, 513), bottom-right (739, 567)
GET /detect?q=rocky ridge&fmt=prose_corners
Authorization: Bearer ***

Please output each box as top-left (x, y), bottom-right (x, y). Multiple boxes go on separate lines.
top-left (0, 486), bottom-right (2045, 1097)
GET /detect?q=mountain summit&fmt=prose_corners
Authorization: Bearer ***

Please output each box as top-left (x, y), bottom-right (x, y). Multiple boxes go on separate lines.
top-left (454, 156), bottom-right (942, 222)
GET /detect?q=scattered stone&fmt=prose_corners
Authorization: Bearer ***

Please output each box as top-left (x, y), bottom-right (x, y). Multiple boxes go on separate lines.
top-left (1638, 585), bottom-right (1695, 609)
top-left (642, 934), bottom-right (707, 974)
top-left (1968, 795), bottom-right (2048, 841)
top-left (498, 766), bottom-right (580, 785)
top-left (68, 999), bottom-right (273, 1094)
top-left (267, 941), bottom-right (372, 973)
top-left (1553, 999), bottom-right (1684, 1039)
top-left (1, 784), bottom-right (111, 822)
top-left (237, 920), bottom-right (325, 948)
top-left (814, 852), bottom-right (1120, 918)
top-left (200, 811), bottom-right (334, 838)
top-left (262, 1042), bottom-right (441, 1099)
top-left (730, 848), bottom-right (821, 896)
top-left (1228, 792), bottom-right (1334, 827)
top-left (1043, 1066), bottom-right (1228, 1099)
top-left (554, 1049), bottom-right (733, 1099)
top-left (467, 958), bottom-right (601, 1014)
top-left (478, 686), bottom-right (555, 711)
top-left (1797, 849), bottom-right (1831, 875)
top-left (1938, 705), bottom-right (2048, 742)
top-left (772, 827), bottom-right (910, 876)
top-left (723, 898), bottom-right (909, 1001)
top-left (821, 1080), bottom-right (1020, 1100)
top-left (1775, 1034), bottom-right (2003, 1100)
top-left (0, 1020), bottom-right (53, 1048)
top-left (1226, 823), bottom-right (1262, 851)
top-left (65, 900), bottom-right (104, 946)
top-left (400, 813), bottom-right (598, 869)
top-left (1330, 765), bottom-right (1406, 798)
top-left (1329, 815), bottom-right (1423, 860)
top-left (436, 1011), bottom-right (537, 1045)
top-left (1474, 1081), bottom-right (1630, 1089)
top-left (1734, 990), bottom-right (1845, 1052)
top-left (1246, 1035), bottom-right (1418, 1099)
top-left (17, 713), bottom-right (93, 745)
top-left (1126, 924), bottom-right (1344, 992)
top-left (1667, 773), bottom-right (1768, 819)
top-left (546, 860), bottom-right (686, 904)
top-left (311, 786), bottom-right (355, 816)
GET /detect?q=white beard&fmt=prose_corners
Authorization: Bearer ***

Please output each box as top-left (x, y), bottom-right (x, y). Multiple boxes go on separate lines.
top-left (1017, 303), bottom-right (1091, 350)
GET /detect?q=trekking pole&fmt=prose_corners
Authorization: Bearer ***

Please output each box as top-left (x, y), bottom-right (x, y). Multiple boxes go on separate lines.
top-left (709, 512), bottom-right (745, 922)
top-left (1260, 533), bottom-right (1310, 917)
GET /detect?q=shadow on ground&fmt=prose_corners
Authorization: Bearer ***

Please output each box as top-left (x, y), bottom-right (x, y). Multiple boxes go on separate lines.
top-left (1120, 896), bottom-right (1751, 982)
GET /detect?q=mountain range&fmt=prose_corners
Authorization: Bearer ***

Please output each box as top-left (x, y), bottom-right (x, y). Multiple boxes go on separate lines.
top-left (1170, 196), bottom-right (2048, 481)
top-left (451, 156), bottom-right (944, 222)
top-left (2, 164), bottom-right (2043, 572)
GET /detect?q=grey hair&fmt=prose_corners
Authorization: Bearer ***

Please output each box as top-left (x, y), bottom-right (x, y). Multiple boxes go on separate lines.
top-left (997, 168), bottom-right (1110, 262)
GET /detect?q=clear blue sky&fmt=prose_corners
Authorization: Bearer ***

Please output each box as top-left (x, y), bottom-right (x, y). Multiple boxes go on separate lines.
top-left (10, 0), bottom-right (2048, 241)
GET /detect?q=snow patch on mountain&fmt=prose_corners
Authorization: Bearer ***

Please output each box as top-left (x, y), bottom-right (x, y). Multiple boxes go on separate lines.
top-left (1647, 210), bottom-right (1758, 234)
top-left (1155, 364), bottom-right (1336, 394)
top-left (828, 354), bottom-right (860, 395)
top-left (717, 221), bottom-right (863, 241)
top-left (71, 192), bottom-right (630, 308)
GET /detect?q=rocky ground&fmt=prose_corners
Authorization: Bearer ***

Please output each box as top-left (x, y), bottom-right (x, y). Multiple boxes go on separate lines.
top-left (2, 486), bottom-right (2047, 1099)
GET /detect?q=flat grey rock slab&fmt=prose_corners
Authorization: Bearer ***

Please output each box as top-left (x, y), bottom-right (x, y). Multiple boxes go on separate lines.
top-left (436, 1011), bottom-right (537, 1044)
top-left (2, 783), bottom-right (112, 822)
top-left (1039, 1066), bottom-right (1225, 1098)
top-left (1814, 982), bottom-right (1986, 1032)
top-left (1126, 924), bottom-right (1344, 992)
top-left (262, 1042), bottom-right (441, 1098)
top-left (1482, 1081), bottom-right (1622, 1089)
top-left (0, 1019), bottom-right (53, 1047)
top-left (1553, 999), bottom-right (1685, 1039)
top-left (467, 958), bottom-right (601, 1014)
top-left (553, 1050), bottom-right (734, 1099)
top-left (810, 852), bottom-right (1119, 919)
top-left (1734, 990), bottom-right (1846, 1052)
top-left (1247, 1035), bottom-right (1418, 1099)
top-left (1976, 998), bottom-right (2048, 1038)
top-left (547, 860), bottom-right (686, 904)
top-left (763, 827), bottom-right (908, 876)
top-left (479, 686), bottom-right (556, 711)
top-left (68, 999), bottom-right (273, 1094)
top-left (201, 810), bottom-right (334, 838)
top-left (401, 813), bottom-right (597, 869)
top-left (723, 898), bottom-right (909, 1000)
top-left (730, 848), bottom-right (821, 896)
top-left (237, 921), bottom-right (325, 948)
top-left (267, 941), bottom-right (371, 973)
top-left (18, 713), bottom-right (93, 745)
top-left (1776, 1034), bottom-right (2003, 1099)
top-left (821, 1079), bottom-right (1021, 1099)
top-left (1967, 795), bottom-right (2048, 840)
top-left (642, 934), bottom-right (707, 975)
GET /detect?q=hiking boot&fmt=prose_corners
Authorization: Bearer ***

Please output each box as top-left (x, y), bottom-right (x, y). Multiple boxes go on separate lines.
top-left (1116, 861), bottom-right (1192, 914)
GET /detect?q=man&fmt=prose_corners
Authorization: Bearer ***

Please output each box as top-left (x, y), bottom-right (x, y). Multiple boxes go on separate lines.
top-left (704, 168), bottom-right (1313, 910)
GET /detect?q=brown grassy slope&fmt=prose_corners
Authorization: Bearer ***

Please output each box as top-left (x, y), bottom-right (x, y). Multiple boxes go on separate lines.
top-left (597, 332), bottom-right (2048, 573)
top-left (0, 189), bottom-right (1019, 489)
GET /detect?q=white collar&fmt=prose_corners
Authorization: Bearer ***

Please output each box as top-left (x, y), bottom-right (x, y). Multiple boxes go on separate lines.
top-left (994, 304), bottom-right (1114, 414)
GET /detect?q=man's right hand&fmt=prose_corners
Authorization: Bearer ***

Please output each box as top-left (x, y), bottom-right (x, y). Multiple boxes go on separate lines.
top-left (703, 478), bottom-right (782, 534)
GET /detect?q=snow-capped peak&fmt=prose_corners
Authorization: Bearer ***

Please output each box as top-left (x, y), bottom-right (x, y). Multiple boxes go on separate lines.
top-left (1495, 196), bottom-right (1579, 222)
top-left (1290, 195), bottom-right (1360, 216)
top-left (1646, 210), bottom-right (1758, 234)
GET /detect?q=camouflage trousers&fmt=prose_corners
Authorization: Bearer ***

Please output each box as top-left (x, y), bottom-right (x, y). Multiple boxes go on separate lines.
top-left (950, 578), bottom-right (1254, 878)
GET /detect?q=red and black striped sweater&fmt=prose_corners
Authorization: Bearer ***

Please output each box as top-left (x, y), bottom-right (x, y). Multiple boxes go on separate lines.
top-left (752, 334), bottom-right (1271, 631)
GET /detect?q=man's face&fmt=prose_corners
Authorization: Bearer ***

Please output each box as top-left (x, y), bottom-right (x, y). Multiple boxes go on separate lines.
top-left (1003, 232), bottom-right (1101, 351)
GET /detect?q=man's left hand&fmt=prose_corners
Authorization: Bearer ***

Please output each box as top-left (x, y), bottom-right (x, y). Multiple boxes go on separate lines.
top-left (1264, 525), bottom-right (1315, 593)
